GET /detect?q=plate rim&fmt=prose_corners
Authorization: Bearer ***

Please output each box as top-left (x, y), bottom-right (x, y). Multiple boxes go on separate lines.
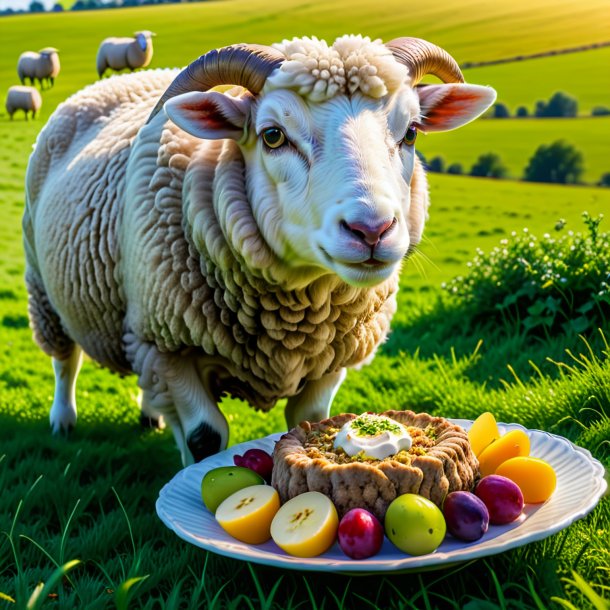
top-left (156, 420), bottom-right (607, 573)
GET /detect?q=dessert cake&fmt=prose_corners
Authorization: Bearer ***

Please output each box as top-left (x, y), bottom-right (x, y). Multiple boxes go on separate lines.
top-left (272, 410), bottom-right (479, 521)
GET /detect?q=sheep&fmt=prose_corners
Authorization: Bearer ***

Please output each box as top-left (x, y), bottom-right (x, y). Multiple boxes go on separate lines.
top-left (17, 48), bottom-right (60, 88)
top-left (96, 31), bottom-right (155, 78)
top-left (6, 85), bottom-right (42, 120)
top-left (23, 36), bottom-right (496, 466)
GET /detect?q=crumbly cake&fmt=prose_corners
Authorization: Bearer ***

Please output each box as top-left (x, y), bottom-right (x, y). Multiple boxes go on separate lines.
top-left (271, 410), bottom-right (479, 521)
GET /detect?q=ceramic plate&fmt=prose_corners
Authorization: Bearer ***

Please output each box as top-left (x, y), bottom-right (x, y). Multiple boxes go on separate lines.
top-left (156, 420), bottom-right (607, 573)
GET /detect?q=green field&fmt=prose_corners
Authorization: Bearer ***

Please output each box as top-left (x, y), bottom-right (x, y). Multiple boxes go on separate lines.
top-left (463, 46), bottom-right (610, 116)
top-left (1, 1), bottom-right (609, 609)
top-left (417, 116), bottom-right (610, 184)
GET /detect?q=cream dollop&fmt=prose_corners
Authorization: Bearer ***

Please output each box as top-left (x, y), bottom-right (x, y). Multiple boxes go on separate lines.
top-left (333, 413), bottom-right (412, 460)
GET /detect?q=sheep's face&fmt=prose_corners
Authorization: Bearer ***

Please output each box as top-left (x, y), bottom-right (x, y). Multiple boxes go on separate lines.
top-left (165, 79), bottom-right (495, 288)
top-left (241, 87), bottom-right (419, 287)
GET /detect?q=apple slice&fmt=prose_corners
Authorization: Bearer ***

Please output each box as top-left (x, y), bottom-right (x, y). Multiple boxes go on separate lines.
top-left (468, 412), bottom-right (500, 457)
top-left (270, 491), bottom-right (338, 557)
top-left (215, 485), bottom-right (280, 544)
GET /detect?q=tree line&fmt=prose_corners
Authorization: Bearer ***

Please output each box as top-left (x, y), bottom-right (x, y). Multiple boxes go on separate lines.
top-left (490, 91), bottom-right (610, 119)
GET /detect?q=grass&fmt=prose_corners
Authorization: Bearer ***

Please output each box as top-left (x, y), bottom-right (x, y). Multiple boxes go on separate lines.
top-left (417, 116), bottom-right (610, 185)
top-left (0, 1), bottom-right (609, 608)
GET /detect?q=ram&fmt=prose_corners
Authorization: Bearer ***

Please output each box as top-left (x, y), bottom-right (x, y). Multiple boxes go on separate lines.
top-left (23, 36), bottom-right (495, 466)
top-left (17, 48), bottom-right (60, 88)
top-left (96, 31), bottom-right (155, 77)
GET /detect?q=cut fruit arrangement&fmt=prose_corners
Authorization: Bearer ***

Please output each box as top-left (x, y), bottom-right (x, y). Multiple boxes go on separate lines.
top-left (199, 411), bottom-right (557, 559)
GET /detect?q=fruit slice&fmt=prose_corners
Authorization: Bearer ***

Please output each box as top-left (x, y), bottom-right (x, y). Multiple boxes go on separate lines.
top-left (496, 456), bottom-right (557, 503)
top-left (477, 429), bottom-right (530, 477)
top-left (468, 412), bottom-right (501, 457)
top-left (201, 466), bottom-right (264, 514)
top-left (215, 485), bottom-right (280, 544)
top-left (270, 491), bottom-right (338, 557)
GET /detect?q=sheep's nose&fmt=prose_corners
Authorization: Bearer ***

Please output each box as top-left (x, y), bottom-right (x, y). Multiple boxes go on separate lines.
top-left (341, 218), bottom-right (397, 246)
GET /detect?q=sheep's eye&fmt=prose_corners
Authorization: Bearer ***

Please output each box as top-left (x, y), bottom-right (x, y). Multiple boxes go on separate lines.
top-left (402, 125), bottom-right (417, 147)
top-left (262, 128), bottom-right (286, 149)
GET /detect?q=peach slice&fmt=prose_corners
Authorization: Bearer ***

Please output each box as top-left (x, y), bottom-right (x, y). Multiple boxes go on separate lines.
top-left (468, 412), bottom-right (501, 457)
top-left (215, 485), bottom-right (280, 544)
top-left (496, 456), bottom-right (557, 503)
top-left (271, 491), bottom-right (338, 557)
top-left (477, 429), bottom-right (530, 476)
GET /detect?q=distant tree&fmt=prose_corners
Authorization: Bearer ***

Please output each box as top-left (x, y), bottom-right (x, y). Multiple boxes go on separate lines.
top-left (599, 173), bottom-right (610, 187)
top-left (415, 149), bottom-right (426, 166)
top-left (29, 0), bottom-right (45, 10)
top-left (51, 2), bottom-right (64, 9)
top-left (592, 106), bottom-right (610, 116)
top-left (516, 106), bottom-right (529, 118)
top-left (535, 92), bottom-right (578, 118)
top-left (523, 140), bottom-right (584, 184)
top-left (447, 162), bottom-right (463, 175)
top-left (493, 103), bottom-right (510, 118)
top-left (427, 156), bottom-right (445, 173)
top-left (470, 153), bottom-right (508, 179)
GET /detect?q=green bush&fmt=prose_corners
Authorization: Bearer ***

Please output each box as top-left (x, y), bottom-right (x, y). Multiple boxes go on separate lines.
top-left (443, 213), bottom-right (610, 337)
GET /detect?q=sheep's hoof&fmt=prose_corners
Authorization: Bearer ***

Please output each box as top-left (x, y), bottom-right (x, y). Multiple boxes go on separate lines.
top-left (140, 414), bottom-right (165, 430)
top-left (187, 423), bottom-right (222, 463)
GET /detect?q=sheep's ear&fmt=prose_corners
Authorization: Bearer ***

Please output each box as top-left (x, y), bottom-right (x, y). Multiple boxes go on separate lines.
top-left (416, 83), bottom-right (496, 133)
top-left (164, 90), bottom-right (253, 141)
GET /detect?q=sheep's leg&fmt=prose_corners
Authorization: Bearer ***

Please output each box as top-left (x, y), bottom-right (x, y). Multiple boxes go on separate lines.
top-left (128, 338), bottom-right (228, 466)
top-left (284, 368), bottom-right (347, 429)
top-left (50, 346), bottom-right (83, 435)
top-left (138, 388), bottom-right (165, 429)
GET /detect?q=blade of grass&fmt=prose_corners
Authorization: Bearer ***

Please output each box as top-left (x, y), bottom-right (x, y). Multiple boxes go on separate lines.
top-left (25, 559), bottom-right (80, 610)
top-left (114, 575), bottom-right (149, 610)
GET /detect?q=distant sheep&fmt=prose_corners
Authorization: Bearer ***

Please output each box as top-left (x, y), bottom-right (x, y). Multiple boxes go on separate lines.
top-left (17, 48), bottom-right (60, 88)
top-left (96, 31), bottom-right (155, 77)
top-left (24, 36), bottom-right (495, 466)
top-left (6, 85), bottom-right (42, 120)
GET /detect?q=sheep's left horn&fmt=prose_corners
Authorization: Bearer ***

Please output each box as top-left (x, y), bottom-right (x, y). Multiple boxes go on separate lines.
top-left (147, 43), bottom-right (284, 122)
top-left (385, 37), bottom-right (464, 85)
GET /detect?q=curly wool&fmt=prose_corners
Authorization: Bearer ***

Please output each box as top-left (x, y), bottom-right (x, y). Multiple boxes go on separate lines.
top-left (265, 35), bottom-right (408, 102)
top-left (25, 69), bottom-right (404, 412)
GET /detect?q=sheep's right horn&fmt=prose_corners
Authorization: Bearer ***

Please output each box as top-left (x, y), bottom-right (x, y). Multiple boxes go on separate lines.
top-left (385, 37), bottom-right (464, 85)
top-left (147, 44), bottom-right (284, 123)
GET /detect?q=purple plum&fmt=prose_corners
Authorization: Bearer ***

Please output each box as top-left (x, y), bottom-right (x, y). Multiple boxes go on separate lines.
top-left (443, 491), bottom-right (489, 542)
top-left (475, 474), bottom-right (524, 525)
top-left (233, 448), bottom-right (273, 483)
top-left (338, 508), bottom-right (384, 559)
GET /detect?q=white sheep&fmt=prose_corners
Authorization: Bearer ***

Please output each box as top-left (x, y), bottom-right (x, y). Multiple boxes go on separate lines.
top-left (6, 85), bottom-right (42, 120)
top-left (96, 31), bottom-right (155, 78)
top-left (23, 36), bottom-right (495, 466)
top-left (17, 48), bottom-right (60, 88)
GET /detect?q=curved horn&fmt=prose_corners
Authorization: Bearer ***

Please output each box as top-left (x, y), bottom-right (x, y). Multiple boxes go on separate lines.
top-left (148, 43), bottom-right (284, 122)
top-left (385, 37), bottom-right (464, 85)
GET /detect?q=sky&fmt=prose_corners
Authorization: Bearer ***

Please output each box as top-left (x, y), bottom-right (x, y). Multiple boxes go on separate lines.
top-left (0, 0), bottom-right (56, 10)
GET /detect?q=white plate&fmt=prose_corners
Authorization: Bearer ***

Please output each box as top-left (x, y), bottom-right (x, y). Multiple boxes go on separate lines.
top-left (156, 420), bottom-right (607, 574)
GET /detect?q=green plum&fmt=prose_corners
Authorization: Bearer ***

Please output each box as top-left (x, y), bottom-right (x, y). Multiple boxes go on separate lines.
top-left (384, 494), bottom-right (447, 555)
top-left (201, 466), bottom-right (264, 514)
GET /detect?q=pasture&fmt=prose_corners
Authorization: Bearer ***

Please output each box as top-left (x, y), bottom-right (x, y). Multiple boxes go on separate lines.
top-left (0, 0), bottom-right (609, 608)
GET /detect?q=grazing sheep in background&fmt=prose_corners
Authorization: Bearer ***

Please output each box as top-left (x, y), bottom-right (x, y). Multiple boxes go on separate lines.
top-left (23, 36), bottom-right (495, 466)
top-left (96, 31), bottom-right (155, 77)
top-left (17, 48), bottom-right (60, 88)
top-left (6, 85), bottom-right (42, 120)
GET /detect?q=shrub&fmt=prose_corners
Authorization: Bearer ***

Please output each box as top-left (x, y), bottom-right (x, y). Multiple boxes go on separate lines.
top-left (493, 103), bottom-right (510, 118)
top-left (443, 213), bottom-right (610, 337)
top-left (599, 172), bottom-right (610, 187)
top-left (447, 162), bottom-right (463, 175)
top-left (523, 140), bottom-right (584, 184)
top-left (516, 106), bottom-right (529, 118)
top-left (591, 106), bottom-right (610, 117)
top-left (428, 156), bottom-right (445, 173)
top-left (470, 153), bottom-right (508, 179)
top-left (535, 92), bottom-right (578, 117)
